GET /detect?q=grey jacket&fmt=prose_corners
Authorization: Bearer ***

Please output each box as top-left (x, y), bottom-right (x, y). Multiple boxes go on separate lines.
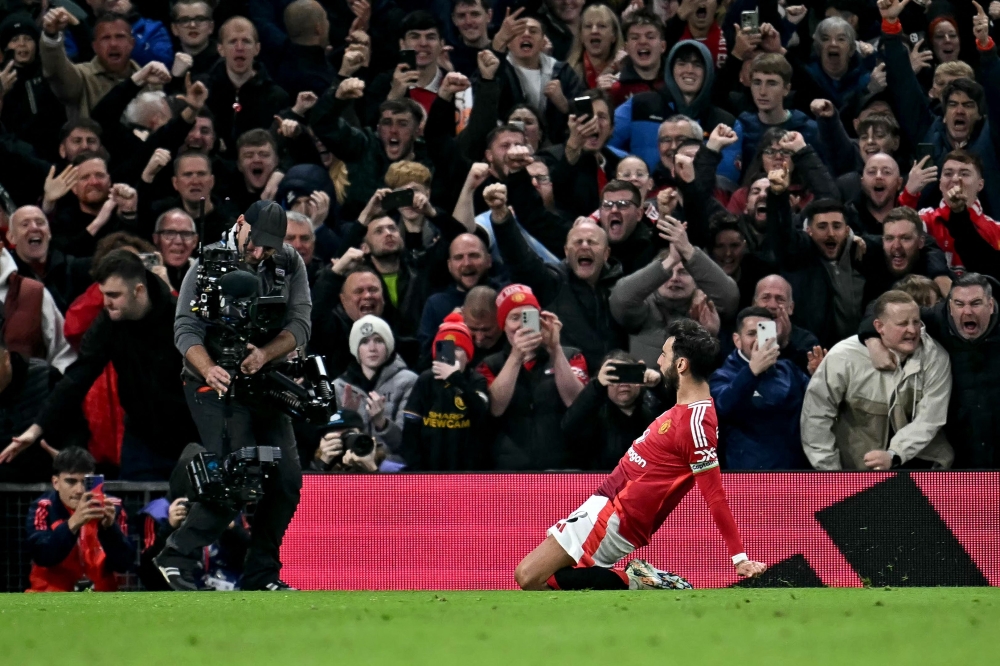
top-left (608, 249), bottom-right (740, 366)
top-left (174, 241), bottom-right (312, 377)
top-left (800, 330), bottom-right (954, 470)
top-left (333, 355), bottom-right (418, 453)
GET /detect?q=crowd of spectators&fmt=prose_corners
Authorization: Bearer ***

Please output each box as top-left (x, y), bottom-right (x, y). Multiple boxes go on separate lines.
top-left (1, 0), bottom-right (999, 509)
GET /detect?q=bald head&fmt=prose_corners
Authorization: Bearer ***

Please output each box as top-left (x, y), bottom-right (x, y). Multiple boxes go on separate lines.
top-left (754, 274), bottom-right (794, 316)
top-left (7, 206), bottom-right (51, 263)
top-left (565, 221), bottom-right (610, 285)
top-left (448, 233), bottom-right (491, 290)
top-left (283, 0), bottom-right (329, 45)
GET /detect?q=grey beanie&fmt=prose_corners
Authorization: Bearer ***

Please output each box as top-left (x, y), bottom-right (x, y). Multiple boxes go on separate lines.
top-left (349, 315), bottom-right (395, 361)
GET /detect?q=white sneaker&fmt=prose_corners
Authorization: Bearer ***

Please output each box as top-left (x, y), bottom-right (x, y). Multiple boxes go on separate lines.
top-left (624, 558), bottom-right (693, 590)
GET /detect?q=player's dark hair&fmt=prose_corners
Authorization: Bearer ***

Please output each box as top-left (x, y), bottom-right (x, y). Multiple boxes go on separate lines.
top-left (736, 306), bottom-right (774, 334)
top-left (666, 319), bottom-right (719, 382)
top-left (94, 249), bottom-right (149, 288)
top-left (52, 447), bottom-right (96, 475)
top-left (378, 98), bottom-right (423, 124)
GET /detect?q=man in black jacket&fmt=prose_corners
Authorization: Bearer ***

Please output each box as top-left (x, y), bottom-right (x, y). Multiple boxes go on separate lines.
top-left (544, 88), bottom-right (619, 218)
top-left (766, 135), bottom-right (865, 349)
top-left (271, 0), bottom-right (338, 99)
top-left (3, 250), bottom-right (199, 480)
top-left (199, 17), bottom-right (289, 160)
top-left (6, 205), bottom-right (91, 314)
top-left (860, 273), bottom-right (1000, 469)
top-left (485, 181), bottom-right (625, 374)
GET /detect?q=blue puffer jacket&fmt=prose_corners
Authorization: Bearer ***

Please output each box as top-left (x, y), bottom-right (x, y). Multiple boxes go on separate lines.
top-left (709, 348), bottom-right (811, 470)
top-left (803, 52), bottom-right (872, 111)
top-left (610, 41), bottom-right (738, 179)
top-left (735, 108), bottom-right (826, 176)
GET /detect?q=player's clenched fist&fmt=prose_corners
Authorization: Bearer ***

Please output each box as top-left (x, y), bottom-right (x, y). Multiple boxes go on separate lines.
top-left (504, 145), bottom-right (533, 172)
top-left (736, 560), bottom-right (767, 578)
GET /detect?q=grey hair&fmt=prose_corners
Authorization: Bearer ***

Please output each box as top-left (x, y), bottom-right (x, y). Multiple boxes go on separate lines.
top-left (663, 114), bottom-right (704, 140)
top-left (154, 208), bottom-right (197, 233)
top-left (813, 17), bottom-right (857, 58)
top-left (949, 272), bottom-right (993, 301)
top-left (124, 91), bottom-right (171, 129)
top-left (286, 210), bottom-right (314, 234)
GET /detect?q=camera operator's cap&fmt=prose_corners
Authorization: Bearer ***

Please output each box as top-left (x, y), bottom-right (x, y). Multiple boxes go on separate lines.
top-left (325, 409), bottom-right (365, 432)
top-left (495, 284), bottom-right (540, 329)
top-left (244, 200), bottom-right (287, 249)
top-left (434, 312), bottom-right (474, 362)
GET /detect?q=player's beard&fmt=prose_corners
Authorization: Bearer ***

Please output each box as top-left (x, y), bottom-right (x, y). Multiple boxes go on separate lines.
top-left (662, 363), bottom-right (679, 392)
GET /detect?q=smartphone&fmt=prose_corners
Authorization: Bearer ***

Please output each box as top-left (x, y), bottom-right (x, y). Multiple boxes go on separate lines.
top-left (909, 31), bottom-right (926, 46)
top-left (914, 143), bottom-right (935, 165)
top-left (757, 320), bottom-right (777, 348)
top-left (509, 120), bottom-right (526, 132)
top-left (435, 339), bottom-right (456, 365)
top-left (381, 188), bottom-right (414, 211)
top-left (139, 252), bottom-right (160, 270)
top-left (399, 49), bottom-right (417, 71)
top-left (741, 10), bottom-right (760, 33)
top-left (609, 362), bottom-right (646, 384)
top-left (84, 474), bottom-right (105, 501)
top-left (521, 308), bottom-right (540, 333)
top-left (572, 96), bottom-right (594, 120)
top-left (2, 48), bottom-right (14, 65)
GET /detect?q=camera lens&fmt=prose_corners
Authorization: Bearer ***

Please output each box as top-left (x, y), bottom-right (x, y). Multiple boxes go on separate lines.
top-left (343, 433), bottom-right (375, 457)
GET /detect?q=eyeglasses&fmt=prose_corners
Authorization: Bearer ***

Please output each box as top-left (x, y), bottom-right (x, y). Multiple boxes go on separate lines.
top-left (762, 148), bottom-right (793, 158)
top-left (531, 174), bottom-right (551, 184)
top-left (618, 171), bottom-right (649, 180)
top-left (157, 230), bottom-right (198, 241)
top-left (173, 16), bottom-right (212, 26)
top-left (601, 200), bottom-right (638, 210)
top-left (658, 136), bottom-right (684, 146)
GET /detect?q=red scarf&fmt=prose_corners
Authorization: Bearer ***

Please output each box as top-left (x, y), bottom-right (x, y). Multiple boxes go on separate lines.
top-left (582, 52), bottom-right (600, 89)
top-left (681, 22), bottom-right (727, 69)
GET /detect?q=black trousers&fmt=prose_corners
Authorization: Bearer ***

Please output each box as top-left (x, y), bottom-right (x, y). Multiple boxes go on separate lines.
top-left (162, 381), bottom-right (302, 588)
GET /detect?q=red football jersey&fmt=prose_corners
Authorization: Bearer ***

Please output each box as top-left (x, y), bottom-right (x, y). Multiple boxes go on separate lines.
top-left (595, 399), bottom-right (744, 557)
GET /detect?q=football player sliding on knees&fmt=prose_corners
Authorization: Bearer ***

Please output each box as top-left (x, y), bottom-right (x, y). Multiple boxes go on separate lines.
top-left (514, 320), bottom-right (767, 590)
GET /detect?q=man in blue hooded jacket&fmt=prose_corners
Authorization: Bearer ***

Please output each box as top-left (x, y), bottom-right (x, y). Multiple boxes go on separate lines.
top-left (611, 40), bottom-right (737, 178)
top-left (710, 306), bottom-right (812, 470)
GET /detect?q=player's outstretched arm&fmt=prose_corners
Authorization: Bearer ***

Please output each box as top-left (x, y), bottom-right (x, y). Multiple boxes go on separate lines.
top-left (693, 467), bottom-right (767, 578)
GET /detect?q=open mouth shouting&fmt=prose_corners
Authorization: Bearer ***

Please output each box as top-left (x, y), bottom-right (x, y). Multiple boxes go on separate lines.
top-left (822, 238), bottom-right (840, 257)
top-left (960, 315), bottom-right (982, 337)
top-left (889, 249), bottom-right (910, 272)
top-left (695, 7), bottom-right (708, 20)
top-left (517, 37), bottom-right (535, 56)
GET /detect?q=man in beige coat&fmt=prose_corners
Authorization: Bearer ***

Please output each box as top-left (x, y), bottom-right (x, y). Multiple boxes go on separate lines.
top-left (800, 290), bottom-right (953, 471)
top-left (40, 9), bottom-right (141, 119)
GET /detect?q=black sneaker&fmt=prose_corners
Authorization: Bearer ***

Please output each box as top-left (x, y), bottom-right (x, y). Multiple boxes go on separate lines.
top-left (254, 580), bottom-right (297, 591)
top-left (154, 553), bottom-right (200, 592)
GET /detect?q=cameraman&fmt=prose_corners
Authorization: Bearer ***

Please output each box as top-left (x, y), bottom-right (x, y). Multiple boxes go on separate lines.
top-left (156, 201), bottom-right (311, 592)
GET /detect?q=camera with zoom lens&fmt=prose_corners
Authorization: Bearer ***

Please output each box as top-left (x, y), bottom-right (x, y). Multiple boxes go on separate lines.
top-left (189, 247), bottom-right (337, 425)
top-left (187, 446), bottom-right (283, 509)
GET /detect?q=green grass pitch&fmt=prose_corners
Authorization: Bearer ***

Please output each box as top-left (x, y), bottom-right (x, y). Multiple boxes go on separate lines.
top-left (1, 588), bottom-right (997, 665)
